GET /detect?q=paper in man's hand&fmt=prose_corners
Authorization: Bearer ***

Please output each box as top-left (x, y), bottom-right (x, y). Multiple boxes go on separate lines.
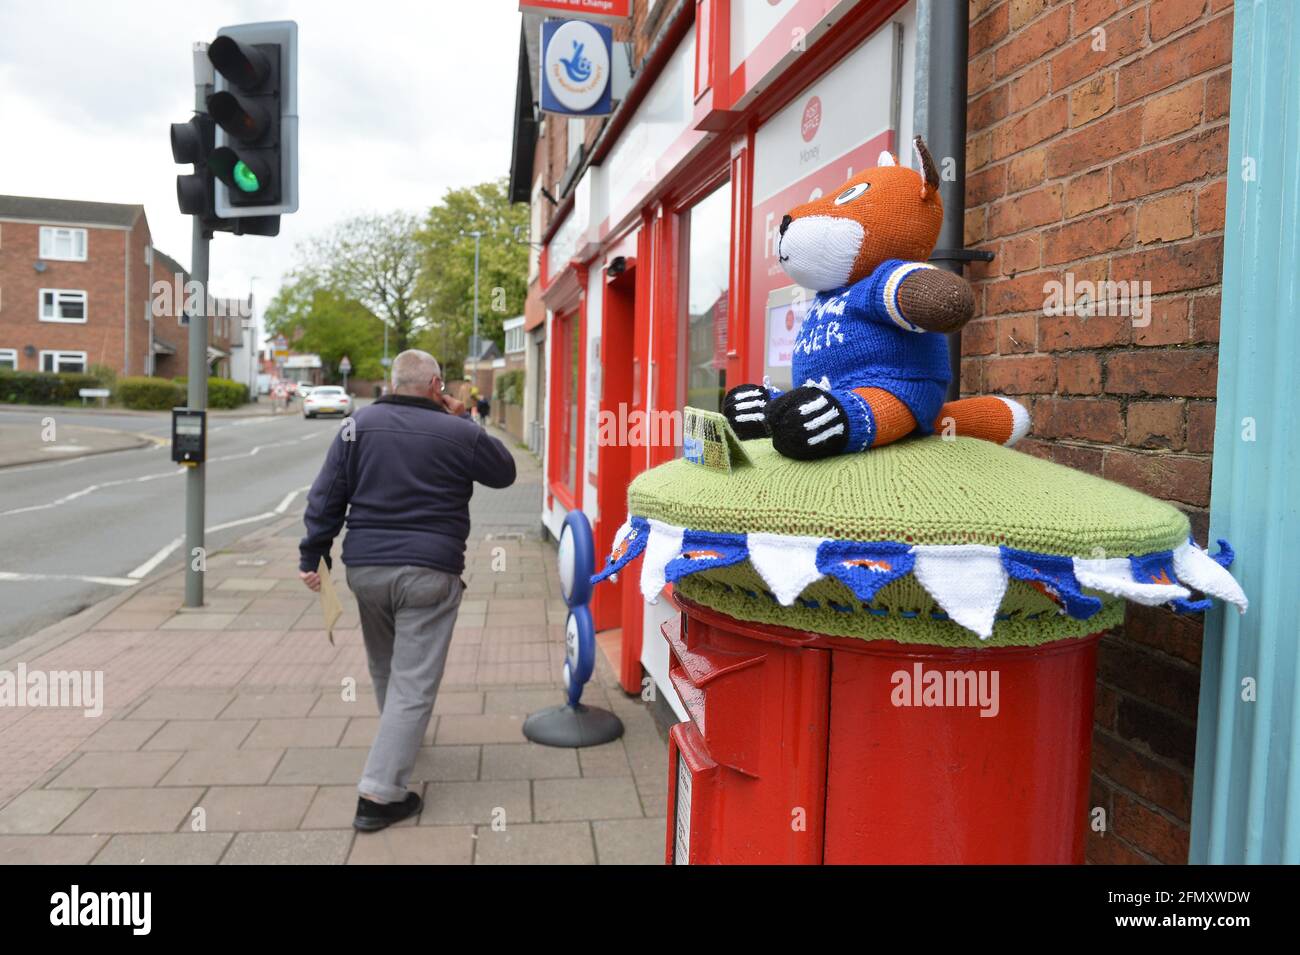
top-left (317, 556), bottom-right (342, 647)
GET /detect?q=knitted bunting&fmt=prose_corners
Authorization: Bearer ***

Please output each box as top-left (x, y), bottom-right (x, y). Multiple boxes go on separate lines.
top-left (591, 516), bottom-right (649, 584)
top-left (589, 517), bottom-right (1245, 640)
top-left (665, 530), bottom-right (749, 583)
top-left (1172, 539), bottom-right (1248, 611)
top-left (912, 544), bottom-right (1009, 640)
top-left (1000, 547), bottom-right (1103, 620)
top-left (1073, 555), bottom-right (1190, 606)
top-left (748, 532), bottom-right (825, 606)
top-left (815, 540), bottom-right (914, 602)
top-left (640, 519), bottom-right (684, 604)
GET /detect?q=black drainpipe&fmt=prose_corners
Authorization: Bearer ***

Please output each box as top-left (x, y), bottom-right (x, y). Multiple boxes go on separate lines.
top-left (915, 0), bottom-right (989, 401)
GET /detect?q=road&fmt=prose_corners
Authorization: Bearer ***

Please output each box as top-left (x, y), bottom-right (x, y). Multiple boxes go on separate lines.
top-left (0, 406), bottom-right (343, 648)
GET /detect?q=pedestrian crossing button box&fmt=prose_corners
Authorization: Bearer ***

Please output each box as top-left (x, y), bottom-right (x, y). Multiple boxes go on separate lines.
top-left (171, 408), bottom-right (207, 465)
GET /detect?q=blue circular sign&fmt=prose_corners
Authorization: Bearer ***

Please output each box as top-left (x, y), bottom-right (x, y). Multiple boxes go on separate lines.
top-left (564, 605), bottom-right (596, 706)
top-left (557, 509), bottom-right (595, 610)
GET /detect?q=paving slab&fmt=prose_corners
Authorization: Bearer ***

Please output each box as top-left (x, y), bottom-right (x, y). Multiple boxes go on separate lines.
top-left (57, 787), bottom-right (204, 834)
top-left (91, 832), bottom-right (233, 865)
top-left (0, 789), bottom-right (92, 834)
top-left (473, 822), bottom-right (595, 865)
top-left (348, 825), bottom-right (474, 865)
top-left (221, 830), bottom-right (353, 865)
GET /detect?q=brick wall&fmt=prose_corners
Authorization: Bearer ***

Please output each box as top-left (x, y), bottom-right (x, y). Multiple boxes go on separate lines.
top-left (0, 216), bottom-right (153, 376)
top-left (964, 0), bottom-right (1233, 863)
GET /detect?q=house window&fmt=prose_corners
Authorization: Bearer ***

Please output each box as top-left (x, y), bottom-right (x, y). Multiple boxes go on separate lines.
top-left (40, 289), bottom-right (88, 323)
top-left (0, 349), bottom-right (17, 371)
top-left (39, 227), bottom-right (88, 261)
top-left (40, 350), bottom-right (87, 374)
top-left (681, 182), bottom-right (731, 414)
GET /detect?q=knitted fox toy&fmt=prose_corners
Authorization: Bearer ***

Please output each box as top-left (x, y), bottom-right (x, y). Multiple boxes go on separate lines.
top-left (724, 136), bottom-right (1030, 460)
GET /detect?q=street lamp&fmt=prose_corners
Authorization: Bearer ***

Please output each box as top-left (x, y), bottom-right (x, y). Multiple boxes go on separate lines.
top-left (461, 228), bottom-right (483, 374)
top-left (247, 275), bottom-right (260, 400)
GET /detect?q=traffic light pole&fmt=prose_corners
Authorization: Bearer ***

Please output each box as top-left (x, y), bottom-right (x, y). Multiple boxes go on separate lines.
top-left (184, 42), bottom-right (213, 609)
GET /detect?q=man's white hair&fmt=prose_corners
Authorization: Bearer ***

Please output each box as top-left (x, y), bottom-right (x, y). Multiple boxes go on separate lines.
top-left (391, 349), bottom-right (442, 393)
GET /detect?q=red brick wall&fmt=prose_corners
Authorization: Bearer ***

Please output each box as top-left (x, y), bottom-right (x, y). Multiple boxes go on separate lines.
top-left (0, 215), bottom-right (154, 377)
top-left (964, 0), bottom-right (1232, 863)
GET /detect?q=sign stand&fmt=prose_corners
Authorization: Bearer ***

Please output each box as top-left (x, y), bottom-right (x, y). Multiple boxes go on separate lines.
top-left (523, 510), bottom-right (625, 748)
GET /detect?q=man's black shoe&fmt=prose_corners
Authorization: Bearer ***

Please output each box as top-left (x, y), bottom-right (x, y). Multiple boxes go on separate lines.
top-left (353, 791), bottom-right (422, 832)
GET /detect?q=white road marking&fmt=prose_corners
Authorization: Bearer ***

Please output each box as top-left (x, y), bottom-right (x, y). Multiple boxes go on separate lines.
top-left (125, 485), bottom-right (310, 579)
top-left (0, 431), bottom-right (325, 518)
top-left (0, 571), bottom-right (137, 588)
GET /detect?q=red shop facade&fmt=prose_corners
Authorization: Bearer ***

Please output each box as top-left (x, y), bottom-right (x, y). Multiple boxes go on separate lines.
top-left (533, 0), bottom-right (919, 716)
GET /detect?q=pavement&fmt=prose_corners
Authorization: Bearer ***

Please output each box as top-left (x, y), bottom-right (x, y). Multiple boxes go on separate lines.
top-left (0, 417), bottom-right (158, 468)
top-left (0, 405), bottom-right (359, 645)
top-left (0, 430), bottom-right (669, 865)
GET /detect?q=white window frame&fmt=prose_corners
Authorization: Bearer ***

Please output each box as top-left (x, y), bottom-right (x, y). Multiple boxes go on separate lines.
top-left (0, 348), bottom-right (17, 371)
top-left (39, 288), bottom-right (88, 324)
top-left (39, 350), bottom-right (87, 374)
top-left (39, 226), bottom-right (88, 262)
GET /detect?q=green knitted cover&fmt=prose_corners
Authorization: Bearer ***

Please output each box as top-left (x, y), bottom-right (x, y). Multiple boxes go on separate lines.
top-left (628, 436), bottom-right (1190, 648)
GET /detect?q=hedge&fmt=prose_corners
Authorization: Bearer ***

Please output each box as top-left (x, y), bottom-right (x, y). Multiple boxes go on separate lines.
top-left (495, 369), bottom-right (525, 406)
top-left (116, 377), bottom-right (185, 410)
top-left (171, 377), bottom-right (250, 410)
top-left (0, 370), bottom-right (107, 405)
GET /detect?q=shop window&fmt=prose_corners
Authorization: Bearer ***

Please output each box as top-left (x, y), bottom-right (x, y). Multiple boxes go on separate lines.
top-left (682, 183), bottom-right (731, 413)
top-left (552, 310), bottom-right (581, 502)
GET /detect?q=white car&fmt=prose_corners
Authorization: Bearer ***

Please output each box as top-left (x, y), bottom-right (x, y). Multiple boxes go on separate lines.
top-left (302, 386), bottom-right (352, 418)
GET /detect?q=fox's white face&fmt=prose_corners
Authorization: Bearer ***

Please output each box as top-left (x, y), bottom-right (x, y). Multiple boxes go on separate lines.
top-left (778, 139), bottom-right (945, 292)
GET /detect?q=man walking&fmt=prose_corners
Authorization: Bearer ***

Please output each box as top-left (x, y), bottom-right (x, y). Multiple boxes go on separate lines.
top-left (298, 349), bottom-right (517, 831)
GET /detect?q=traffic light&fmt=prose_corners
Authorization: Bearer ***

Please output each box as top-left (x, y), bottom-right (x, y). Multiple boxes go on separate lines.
top-left (170, 113), bottom-right (216, 218)
top-left (169, 110), bottom-right (281, 236)
top-left (206, 21), bottom-right (298, 218)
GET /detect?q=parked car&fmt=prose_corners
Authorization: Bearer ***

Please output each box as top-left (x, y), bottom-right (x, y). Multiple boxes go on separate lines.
top-left (302, 385), bottom-right (351, 418)
top-left (298, 384), bottom-right (316, 398)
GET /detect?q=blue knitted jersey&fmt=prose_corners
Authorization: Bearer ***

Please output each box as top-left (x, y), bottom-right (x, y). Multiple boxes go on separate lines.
top-left (791, 258), bottom-right (952, 434)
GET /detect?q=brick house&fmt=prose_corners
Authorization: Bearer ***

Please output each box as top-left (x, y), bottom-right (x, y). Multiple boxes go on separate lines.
top-left (513, 0), bottom-right (1294, 863)
top-left (0, 195), bottom-right (154, 377)
top-left (146, 248), bottom-right (241, 381)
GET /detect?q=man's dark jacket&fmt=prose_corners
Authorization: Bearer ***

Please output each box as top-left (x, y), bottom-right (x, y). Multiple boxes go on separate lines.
top-left (299, 395), bottom-right (517, 575)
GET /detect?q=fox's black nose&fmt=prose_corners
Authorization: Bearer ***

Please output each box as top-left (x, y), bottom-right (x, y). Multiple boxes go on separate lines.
top-left (780, 214), bottom-right (792, 236)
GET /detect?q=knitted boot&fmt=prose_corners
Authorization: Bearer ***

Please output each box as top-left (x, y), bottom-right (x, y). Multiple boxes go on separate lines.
top-left (723, 383), bottom-right (774, 440)
top-left (766, 385), bottom-right (855, 459)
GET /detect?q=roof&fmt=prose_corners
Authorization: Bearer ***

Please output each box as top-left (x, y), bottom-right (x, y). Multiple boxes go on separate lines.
top-left (0, 195), bottom-right (144, 229)
top-left (152, 248), bottom-right (188, 277)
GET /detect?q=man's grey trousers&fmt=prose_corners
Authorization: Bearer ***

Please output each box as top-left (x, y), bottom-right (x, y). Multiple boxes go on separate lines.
top-left (346, 564), bottom-right (464, 803)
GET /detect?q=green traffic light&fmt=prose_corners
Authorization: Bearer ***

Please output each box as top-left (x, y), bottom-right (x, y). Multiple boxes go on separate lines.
top-left (232, 160), bottom-right (260, 193)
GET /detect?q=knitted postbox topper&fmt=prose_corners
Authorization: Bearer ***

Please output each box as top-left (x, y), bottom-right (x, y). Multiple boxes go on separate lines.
top-left (723, 137), bottom-right (1031, 460)
top-left (591, 436), bottom-right (1246, 649)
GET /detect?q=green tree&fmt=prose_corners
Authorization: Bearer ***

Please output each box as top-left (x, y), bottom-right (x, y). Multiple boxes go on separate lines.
top-left (415, 178), bottom-right (529, 377)
top-left (263, 271), bottom-right (386, 382)
top-left (307, 211), bottom-right (426, 353)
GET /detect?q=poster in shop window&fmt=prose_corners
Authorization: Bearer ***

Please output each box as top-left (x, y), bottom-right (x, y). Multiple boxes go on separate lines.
top-left (750, 23), bottom-right (903, 385)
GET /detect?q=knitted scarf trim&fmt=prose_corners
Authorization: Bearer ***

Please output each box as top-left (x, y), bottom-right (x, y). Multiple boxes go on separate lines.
top-left (590, 516), bottom-right (1246, 642)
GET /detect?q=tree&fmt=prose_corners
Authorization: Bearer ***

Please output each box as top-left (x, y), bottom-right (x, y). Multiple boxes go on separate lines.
top-left (263, 271), bottom-right (387, 383)
top-left (307, 211), bottom-right (426, 354)
top-left (415, 178), bottom-right (529, 376)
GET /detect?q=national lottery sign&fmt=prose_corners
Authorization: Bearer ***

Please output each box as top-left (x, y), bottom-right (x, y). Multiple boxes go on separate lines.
top-left (540, 18), bottom-right (613, 115)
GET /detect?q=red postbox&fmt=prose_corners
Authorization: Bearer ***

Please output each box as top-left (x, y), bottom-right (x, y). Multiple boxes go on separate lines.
top-left (665, 595), bottom-right (1101, 865)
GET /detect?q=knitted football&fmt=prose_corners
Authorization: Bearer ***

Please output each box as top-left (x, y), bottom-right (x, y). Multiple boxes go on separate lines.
top-left (591, 435), bottom-right (1246, 649)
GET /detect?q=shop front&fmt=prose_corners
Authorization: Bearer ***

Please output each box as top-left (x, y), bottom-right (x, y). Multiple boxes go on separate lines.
top-left (538, 0), bottom-right (919, 713)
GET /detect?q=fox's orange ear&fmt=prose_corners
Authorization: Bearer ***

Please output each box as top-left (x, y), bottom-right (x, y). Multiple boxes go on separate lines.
top-left (913, 136), bottom-right (941, 199)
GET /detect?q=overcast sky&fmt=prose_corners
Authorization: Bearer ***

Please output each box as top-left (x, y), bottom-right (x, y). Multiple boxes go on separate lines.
top-left (0, 0), bottom-right (521, 333)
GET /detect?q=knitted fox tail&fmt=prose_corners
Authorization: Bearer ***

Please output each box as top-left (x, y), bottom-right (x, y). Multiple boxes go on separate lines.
top-left (933, 395), bottom-right (1030, 447)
